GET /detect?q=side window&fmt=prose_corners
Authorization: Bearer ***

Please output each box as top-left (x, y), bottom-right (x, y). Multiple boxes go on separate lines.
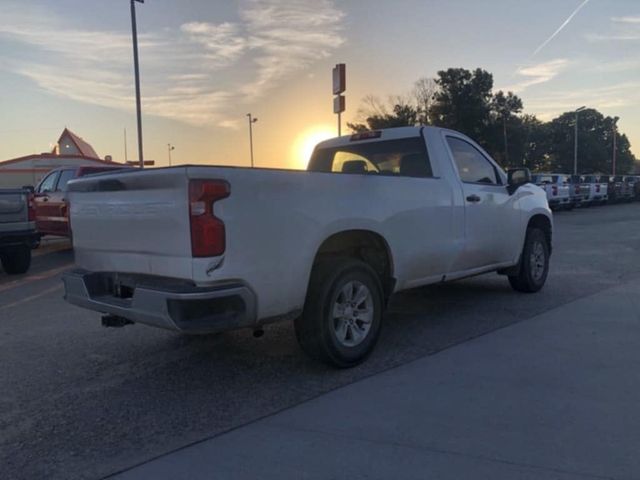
top-left (56, 170), bottom-right (76, 192)
top-left (37, 172), bottom-right (59, 193)
top-left (446, 137), bottom-right (499, 185)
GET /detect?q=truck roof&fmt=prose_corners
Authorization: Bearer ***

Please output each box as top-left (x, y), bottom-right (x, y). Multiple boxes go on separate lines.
top-left (315, 126), bottom-right (444, 150)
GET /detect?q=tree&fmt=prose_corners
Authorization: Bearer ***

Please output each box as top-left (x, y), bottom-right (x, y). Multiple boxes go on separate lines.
top-left (346, 69), bottom-right (637, 173)
top-left (412, 77), bottom-right (439, 125)
top-left (490, 91), bottom-right (523, 166)
top-left (347, 95), bottom-right (420, 132)
top-left (545, 109), bottom-right (636, 174)
top-left (429, 68), bottom-right (494, 146)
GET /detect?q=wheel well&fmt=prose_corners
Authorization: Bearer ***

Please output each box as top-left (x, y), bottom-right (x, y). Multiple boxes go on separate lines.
top-left (313, 230), bottom-right (395, 300)
top-left (528, 215), bottom-right (552, 254)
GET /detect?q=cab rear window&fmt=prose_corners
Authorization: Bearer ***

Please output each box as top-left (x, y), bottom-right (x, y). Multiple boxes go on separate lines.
top-left (308, 138), bottom-right (433, 178)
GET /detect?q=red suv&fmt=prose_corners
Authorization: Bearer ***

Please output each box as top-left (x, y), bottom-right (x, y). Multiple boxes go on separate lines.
top-left (34, 165), bottom-right (131, 237)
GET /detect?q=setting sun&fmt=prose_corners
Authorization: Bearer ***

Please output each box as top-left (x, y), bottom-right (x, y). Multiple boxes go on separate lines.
top-left (291, 126), bottom-right (337, 169)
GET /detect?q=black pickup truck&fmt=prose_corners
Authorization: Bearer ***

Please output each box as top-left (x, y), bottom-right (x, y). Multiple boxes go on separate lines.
top-left (0, 188), bottom-right (40, 274)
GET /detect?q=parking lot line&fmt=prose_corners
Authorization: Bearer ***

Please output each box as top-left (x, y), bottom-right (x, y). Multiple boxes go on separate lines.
top-left (0, 283), bottom-right (63, 311)
top-left (0, 263), bottom-right (73, 293)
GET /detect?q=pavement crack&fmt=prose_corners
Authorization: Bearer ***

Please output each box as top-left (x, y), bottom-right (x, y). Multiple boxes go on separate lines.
top-left (262, 423), bottom-right (619, 480)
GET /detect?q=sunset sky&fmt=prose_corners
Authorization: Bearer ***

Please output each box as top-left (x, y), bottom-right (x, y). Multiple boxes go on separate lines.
top-left (1, 0), bottom-right (639, 169)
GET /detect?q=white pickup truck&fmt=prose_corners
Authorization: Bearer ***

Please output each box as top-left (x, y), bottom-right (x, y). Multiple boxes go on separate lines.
top-left (63, 127), bottom-right (552, 367)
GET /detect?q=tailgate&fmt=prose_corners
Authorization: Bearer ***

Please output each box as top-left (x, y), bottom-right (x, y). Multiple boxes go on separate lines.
top-left (68, 168), bottom-right (194, 280)
top-left (0, 190), bottom-right (28, 232)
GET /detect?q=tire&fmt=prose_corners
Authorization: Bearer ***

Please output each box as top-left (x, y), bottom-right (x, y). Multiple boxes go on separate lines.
top-left (1, 245), bottom-right (32, 275)
top-left (295, 257), bottom-right (384, 368)
top-left (508, 228), bottom-right (549, 293)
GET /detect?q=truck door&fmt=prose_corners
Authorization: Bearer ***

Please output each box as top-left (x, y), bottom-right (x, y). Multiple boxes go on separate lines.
top-left (49, 169), bottom-right (76, 236)
top-left (445, 135), bottom-right (519, 271)
top-left (34, 171), bottom-right (60, 235)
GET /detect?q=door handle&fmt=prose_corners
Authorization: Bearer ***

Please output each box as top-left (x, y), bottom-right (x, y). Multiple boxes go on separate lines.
top-left (466, 194), bottom-right (481, 203)
top-left (42, 197), bottom-right (49, 202)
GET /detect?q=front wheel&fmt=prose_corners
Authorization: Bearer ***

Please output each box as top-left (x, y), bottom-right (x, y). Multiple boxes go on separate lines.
top-left (1, 245), bottom-right (32, 275)
top-left (508, 228), bottom-right (549, 293)
top-left (295, 257), bottom-right (384, 368)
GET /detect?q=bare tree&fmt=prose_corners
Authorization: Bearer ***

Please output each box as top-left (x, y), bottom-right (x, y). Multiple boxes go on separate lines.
top-left (412, 77), bottom-right (438, 125)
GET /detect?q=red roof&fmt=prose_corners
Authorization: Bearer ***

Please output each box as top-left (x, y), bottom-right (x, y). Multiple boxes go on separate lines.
top-left (0, 153), bottom-right (119, 168)
top-left (52, 128), bottom-right (100, 159)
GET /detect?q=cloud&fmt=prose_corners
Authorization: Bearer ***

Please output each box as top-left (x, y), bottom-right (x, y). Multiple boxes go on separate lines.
top-left (524, 82), bottom-right (640, 120)
top-left (587, 15), bottom-right (640, 42)
top-left (180, 22), bottom-right (247, 66)
top-left (501, 59), bottom-right (569, 93)
top-left (612, 16), bottom-right (640, 24)
top-left (591, 59), bottom-right (640, 73)
top-left (239, 0), bottom-right (345, 99)
top-left (532, 0), bottom-right (590, 56)
top-left (586, 33), bottom-right (640, 42)
top-left (0, 0), bottom-right (345, 127)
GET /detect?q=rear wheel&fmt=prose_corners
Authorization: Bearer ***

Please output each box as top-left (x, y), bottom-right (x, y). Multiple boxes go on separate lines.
top-left (508, 228), bottom-right (549, 293)
top-left (295, 257), bottom-right (384, 368)
top-left (0, 245), bottom-right (32, 275)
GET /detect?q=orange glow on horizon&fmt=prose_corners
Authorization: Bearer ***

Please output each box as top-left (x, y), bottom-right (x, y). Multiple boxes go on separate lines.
top-left (291, 126), bottom-right (336, 169)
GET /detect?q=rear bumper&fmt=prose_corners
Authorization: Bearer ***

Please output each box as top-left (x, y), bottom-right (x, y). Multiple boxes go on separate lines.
top-left (0, 230), bottom-right (40, 248)
top-left (549, 197), bottom-right (570, 206)
top-left (62, 269), bottom-right (257, 334)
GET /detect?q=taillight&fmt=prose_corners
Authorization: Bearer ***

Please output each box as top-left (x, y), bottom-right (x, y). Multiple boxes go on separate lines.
top-left (189, 179), bottom-right (230, 257)
top-left (27, 193), bottom-right (35, 222)
top-left (552, 185), bottom-right (558, 196)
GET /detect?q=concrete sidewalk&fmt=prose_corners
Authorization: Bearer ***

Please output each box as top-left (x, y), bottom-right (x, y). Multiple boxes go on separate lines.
top-left (114, 280), bottom-right (640, 480)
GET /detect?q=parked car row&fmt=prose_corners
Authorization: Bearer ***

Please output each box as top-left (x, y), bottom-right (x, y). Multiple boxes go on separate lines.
top-left (531, 173), bottom-right (640, 210)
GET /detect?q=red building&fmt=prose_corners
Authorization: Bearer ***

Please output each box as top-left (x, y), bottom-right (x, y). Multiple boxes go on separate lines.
top-left (0, 129), bottom-right (120, 188)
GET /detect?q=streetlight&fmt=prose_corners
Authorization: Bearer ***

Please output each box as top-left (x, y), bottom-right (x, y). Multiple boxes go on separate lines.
top-left (573, 106), bottom-right (586, 175)
top-left (612, 117), bottom-right (619, 176)
top-left (246, 113), bottom-right (258, 168)
top-left (167, 143), bottom-right (175, 166)
top-left (130, 0), bottom-right (145, 168)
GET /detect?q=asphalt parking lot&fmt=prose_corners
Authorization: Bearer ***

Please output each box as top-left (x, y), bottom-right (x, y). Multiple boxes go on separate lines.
top-left (1, 203), bottom-right (639, 480)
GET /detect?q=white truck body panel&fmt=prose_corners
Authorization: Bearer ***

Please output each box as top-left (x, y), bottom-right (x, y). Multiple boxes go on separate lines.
top-left (67, 127), bottom-right (552, 328)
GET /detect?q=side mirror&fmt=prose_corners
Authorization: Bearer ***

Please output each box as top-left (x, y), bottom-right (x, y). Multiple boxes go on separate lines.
top-left (507, 168), bottom-right (531, 195)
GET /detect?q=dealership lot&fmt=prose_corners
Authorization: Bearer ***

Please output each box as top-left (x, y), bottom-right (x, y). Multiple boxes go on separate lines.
top-left (1, 203), bottom-right (640, 480)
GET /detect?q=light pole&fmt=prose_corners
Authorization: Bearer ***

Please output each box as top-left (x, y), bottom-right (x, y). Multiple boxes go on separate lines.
top-left (612, 118), bottom-right (618, 176)
top-left (573, 106), bottom-right (586, 175)
top-left (246, 113), bottom-right (258, 168)
top-left (130, 0), bottom-right (145, 168)
top-left (167, 143), bottom-right (175, 166)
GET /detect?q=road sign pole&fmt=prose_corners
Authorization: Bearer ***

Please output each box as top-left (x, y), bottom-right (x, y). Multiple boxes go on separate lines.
top-left (333, 64), bottom-right (346, 136)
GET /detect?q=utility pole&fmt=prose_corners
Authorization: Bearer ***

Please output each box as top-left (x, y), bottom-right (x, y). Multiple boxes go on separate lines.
top-left (612, 119), bottom-right (618, 176)
top-left (130, 0), bottom-right (145, 168)
top-left (246, 113), bottom-right (258, 168)
top-left (574, 106), bottom-right (586, 175)
top-left (503, 117), bottom-right (509, 166)
top-left (124, 128), bottom-right (128, 163)
top-left (167, 143), bottom-right (175, 166)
